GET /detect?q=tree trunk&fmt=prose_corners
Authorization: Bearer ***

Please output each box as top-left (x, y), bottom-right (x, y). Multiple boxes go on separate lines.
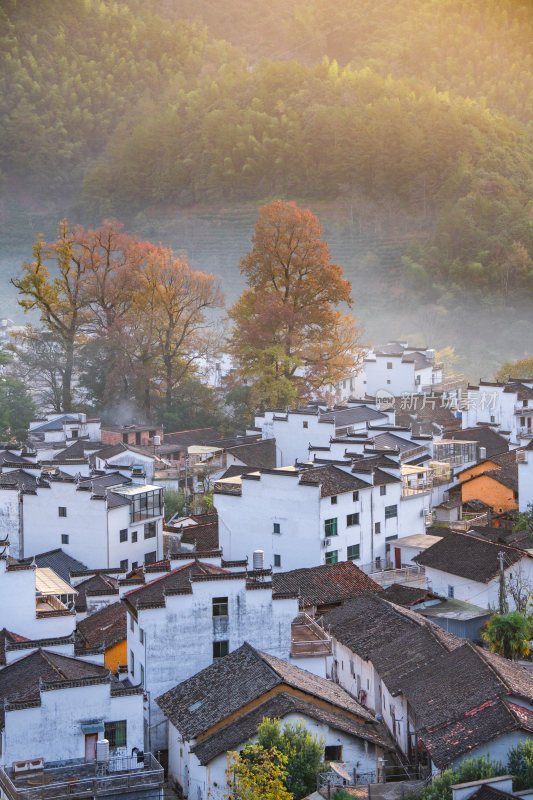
top-left (62, 342), bottom-right (74, 411)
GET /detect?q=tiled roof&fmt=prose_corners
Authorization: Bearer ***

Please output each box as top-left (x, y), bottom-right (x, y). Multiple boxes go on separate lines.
top-left (401, 642), bottom-right (509, 731)
top-left (163, 427), bottom-right (221, 447)
top-left (413, 531), bottom-right (526, 583)
top-left (77, 472), bottom-right (129, 491)
top-left (0, 450), bottom-right (31, 466)
top-left (0, 629), bottom-right (29, 666)
top-left (380, 584), bottom-right (439, 607)
top-left (92, 442), bottom-right (155, 461)
top-left (53, 440), bottom-right (101, 460)
top-left (467, 784), bottom-right (516, 800)
top-left (272, 562), bottom-right (382, 608)
top-left (19, 549), bottom-right (86, 584)
top-left (155, 642), bottom-right (373, 740)
top-left (320, 406), bottom-right (386, 427)
top-left (123, 560), bottom-right (227, 609)
top-left (449, 427), bottom-right (509, 458)
top-left (370, 468), bottom-right (401, 486)
top-left (0, 649), bottom-right (110, 727)
top-left (322, 594), bottom-right (462, 695)
top-left (422, 698), bottom-right (533, 768)
top-left (106, 491), bottom-right (132, 509)
top-left (0, 469), bottom-right (48, 493)
top-left (191, 692), bottom-right (386, 765)
top-left (225, 438), bottom-right (277, 470)
top-left (76, 602), bottom-right (126, 652)
top-left (75, 574), bottom-right (118, 613)
top-left (298, 464), bottom-right (371, 497)
top-left (30, 415), bottom-right (79, 433)
top-left (179, 519), bottom-right (219, 551)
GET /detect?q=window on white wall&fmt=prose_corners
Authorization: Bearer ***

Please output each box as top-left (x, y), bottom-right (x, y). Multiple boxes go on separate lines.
top-left (61, 534), bottom-right (69, 544)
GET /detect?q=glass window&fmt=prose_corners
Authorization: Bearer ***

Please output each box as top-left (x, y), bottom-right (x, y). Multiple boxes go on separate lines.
top-left (144, 551), bottom-right (156, 565)
top-left (120, 528), bottom-right (128, 543)
top-left (104, 721), bottom-right (127, 748)
top-left (448, 585), bottom-right (455, 599)
top-left (213, 640), bottom-right (229, 659)
top-left (303, 421), bottom-right (308, 429)
top-left (212, 597), bottom-right (228, 617)
top-left (387, 362), bottom-right (393, 370)
top-left (144, 521), bottom-right (156, 539)
top-left (375, 522), bottom-right (381, 534)
top-left (385, 505), bottom-right (398, 519)
top-left (331, 496), bottom-right (337, 505)
top-left (61, 534), bottom-right (69, 544)
top-left (274, 554), bottom-right (281, 567)
top-left (131, 489), bottom-right (163, 523)
top-left (140, 664), bottom-right (144, 687)
top-left (273, 522), bottom-right (281, 534)
top-left (347, 513), bottom-right (359, 526)
top-left (380, 485), bottom-right (386, 496)
top-left (58, 507), bottom-right (67, 517)
top-left (120, 558), bottom-right (128, 571)
top-left (130, 650), bottom-right (134, 676)
top-left (139, 628), bottom-right (144, 644)
top-left (325, 518), bottom-right (338, 537)
top-left (353, 491), bottom-right (359, 502)
top-left (325, 550), bottom-right (338, 565)
top-left (131, 531), bottom-right (138, 543)
top-left (347, 544), bottom-right (360, 560)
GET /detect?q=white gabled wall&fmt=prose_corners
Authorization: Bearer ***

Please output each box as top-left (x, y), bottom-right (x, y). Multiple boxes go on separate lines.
top-left (1, 681), bottom-right (143, 766)
top-left (127, 574), bottom-right (297, 751)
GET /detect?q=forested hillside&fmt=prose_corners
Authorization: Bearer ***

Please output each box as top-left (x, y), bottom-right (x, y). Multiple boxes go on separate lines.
top-left (1, 0), bottom-right (533, 307)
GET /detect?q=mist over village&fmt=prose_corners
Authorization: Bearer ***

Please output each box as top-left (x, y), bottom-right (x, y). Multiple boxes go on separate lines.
top-left (1, 2), bottom-right (533, 800)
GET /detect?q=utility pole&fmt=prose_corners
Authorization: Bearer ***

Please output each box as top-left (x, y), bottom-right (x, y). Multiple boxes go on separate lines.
top-left (498, 551), bottom-right (507, 614)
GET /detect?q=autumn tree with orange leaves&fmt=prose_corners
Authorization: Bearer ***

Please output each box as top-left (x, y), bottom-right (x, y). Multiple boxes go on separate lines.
top-left (12, 220), bottom-right (223, 416)
top-left (228, 201), bottom-right (362, 407)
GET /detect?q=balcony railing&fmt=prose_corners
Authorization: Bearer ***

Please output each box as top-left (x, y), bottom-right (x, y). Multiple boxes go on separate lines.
top-left (291, 612), bottom-right (332, 657)
top-left (0, 753), bottom-right (164, 800)
top-left (401, 480), bottom-right (433, 497)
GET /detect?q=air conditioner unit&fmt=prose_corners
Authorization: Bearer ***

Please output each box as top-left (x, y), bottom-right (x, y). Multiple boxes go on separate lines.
top-left (420, 508), bottom-right (429, 517)
top-left (516, 451), bottom-right (527, 463)
top-left (323, 538), bottom-right (331, 547)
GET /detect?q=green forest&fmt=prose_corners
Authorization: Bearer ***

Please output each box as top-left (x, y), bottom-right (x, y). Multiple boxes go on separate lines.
top-left (1, 0), bottom-right (533, 305)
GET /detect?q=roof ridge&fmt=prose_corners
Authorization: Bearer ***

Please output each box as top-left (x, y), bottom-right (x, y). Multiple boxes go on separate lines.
top-left (474, 645), bottom-right (515, 696)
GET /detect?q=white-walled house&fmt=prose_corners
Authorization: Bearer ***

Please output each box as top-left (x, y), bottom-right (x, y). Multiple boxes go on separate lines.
top-left (414, 531), bottom-right (533, 611)
top-left (0, 649), bottom-right (143, 766)
top-left (156, 643), bottom-right (387, 800)
top-left (28, 412), bottom-right (101, 445)
top-left (122, 558), bottom-right (299, 751)
top-left (215, 460), bottom-right (428, 573)
top-left (254, 403), bottom-right (392, 467)
top-left (348, 342), bottom-right (443, 400)
top-left (91, 443), bottom-right (157, 483)
top-left (518, 443), bottom-right (533, 512)
top-left (0, 470), bottom-right (164, 570)
top-left (322, 593), bottom-right (533, 774)
top-left (462, 380), bottom-right (533, 446)
top-left (0, 557), bottom-right (75, 641)
top-left (0, 649), bottom-right (165, 800)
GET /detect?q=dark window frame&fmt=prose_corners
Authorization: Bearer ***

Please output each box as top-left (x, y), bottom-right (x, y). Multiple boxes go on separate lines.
top-left (104, 720), bottom-right (127, 748)
top-left (213, 640), bottom-right (229, 659)
top-left (212, 596), bottom-right (228, 617)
